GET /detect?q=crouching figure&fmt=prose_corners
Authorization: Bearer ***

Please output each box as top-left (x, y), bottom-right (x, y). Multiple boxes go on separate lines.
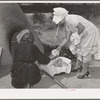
top-left (11, 29), bottom-right (50, 88)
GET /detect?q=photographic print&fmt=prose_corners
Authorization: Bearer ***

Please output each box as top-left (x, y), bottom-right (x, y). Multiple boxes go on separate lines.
top-left (0, 0), bottom-right (100, 99)
top-left (0, 1), bottom-right (100, 89)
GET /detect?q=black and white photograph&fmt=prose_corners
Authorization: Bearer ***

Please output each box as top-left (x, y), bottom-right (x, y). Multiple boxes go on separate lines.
top-left (0, 1), bottom-right (100, 98)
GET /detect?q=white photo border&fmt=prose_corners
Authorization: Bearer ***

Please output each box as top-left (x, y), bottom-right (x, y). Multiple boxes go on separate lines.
top-left (0, 0), bottom-right (100, 99)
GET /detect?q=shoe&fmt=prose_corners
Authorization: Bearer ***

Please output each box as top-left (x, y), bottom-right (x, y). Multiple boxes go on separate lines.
top-left (71, 66), bottom-right (83, 72)
top-left (77, 71), bottom-right (90, 79)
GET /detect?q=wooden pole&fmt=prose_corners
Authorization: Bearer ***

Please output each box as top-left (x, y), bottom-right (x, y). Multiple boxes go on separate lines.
top-left (40, 68), bottom-right (67, 88)
top-left (54, 25), bottom-right (59, 39)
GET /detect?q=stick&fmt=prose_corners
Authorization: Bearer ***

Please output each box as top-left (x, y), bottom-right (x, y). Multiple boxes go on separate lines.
top-left (42, 69), bottom-right (67, 88)
top-left (36, 62), bottom-right (67, 88)
top-left (54, 25), bottom-right (59, 39)
top-left (41, 69), bottom-right (67, 88)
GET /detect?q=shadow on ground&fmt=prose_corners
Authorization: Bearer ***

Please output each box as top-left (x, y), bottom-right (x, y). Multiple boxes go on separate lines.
top-left (0, 65), bottom-right (11, 78)
top-left (89, 67), bottom-right (100, 79)
top-left (33, 75), bottom-right (60, 88)
top-left (55, 72), bottom-right (77, 81)
top-left (33, 72), bottom-right (77, 88)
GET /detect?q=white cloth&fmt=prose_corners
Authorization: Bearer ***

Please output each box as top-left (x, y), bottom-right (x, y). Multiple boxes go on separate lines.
top-left (94, 35), bottom-right (100, 60)
top-left (47, 57), bottom-right (71, 76)
top-left (65, 14), bottom-right (100, 63)
top-left (52, 7), bottom-right (69, 24)
top-left (70, 31), bottom-right (81, 54)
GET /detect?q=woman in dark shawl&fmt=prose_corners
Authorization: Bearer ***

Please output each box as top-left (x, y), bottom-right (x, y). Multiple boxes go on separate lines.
top-left (11, 29), bottom-right (50, 88)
